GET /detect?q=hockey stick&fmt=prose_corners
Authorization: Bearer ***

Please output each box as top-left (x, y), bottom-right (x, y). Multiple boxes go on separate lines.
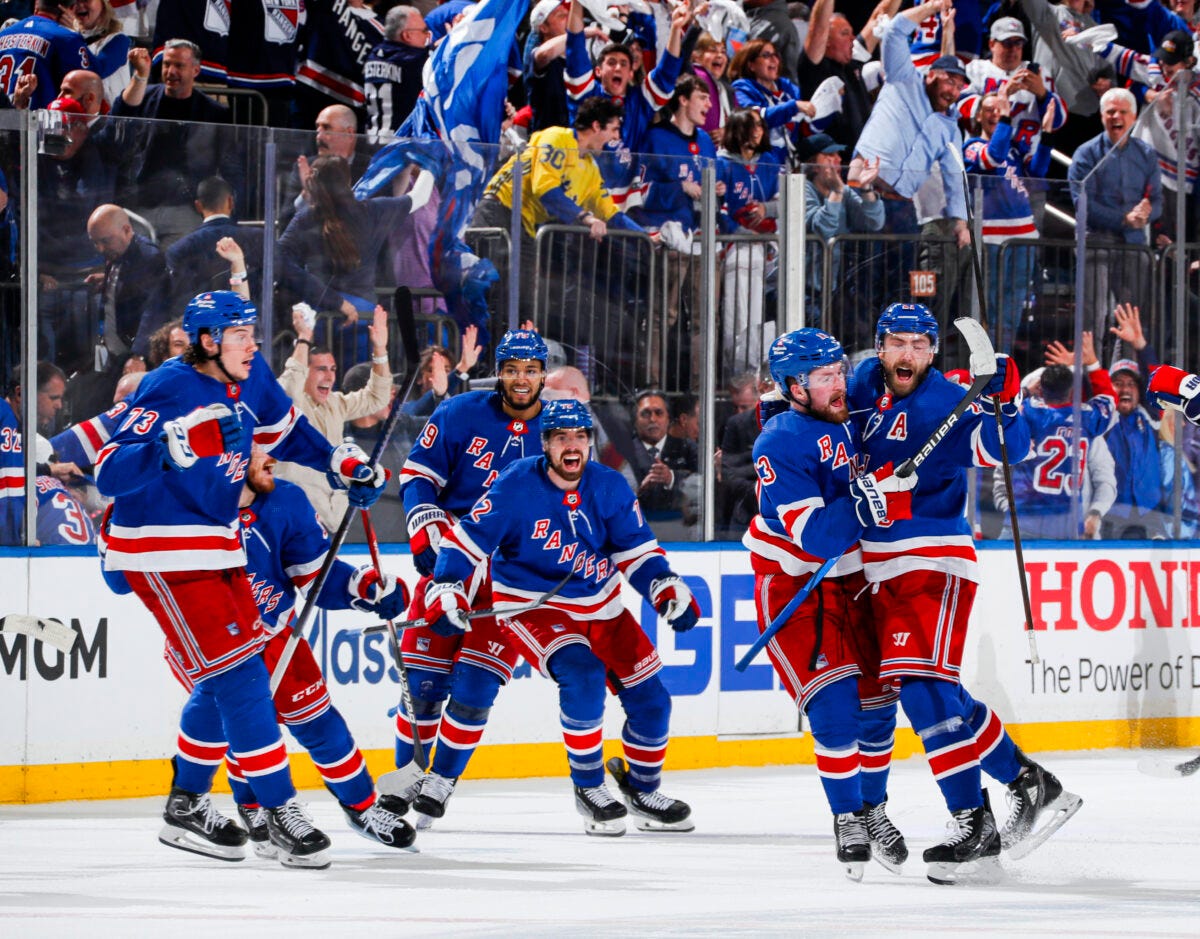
top-left (1137, 751), bottom-right (1200, 779)
top-left (361, 507), bottom-right (427, 770)
top-left (955, 154), bottom-right (1039, 664)
top-left (269, 288), bottom-right (423, 695)
top-left (360, 569), bottom-right (575, 636)
top-left (735, 319), bottom-right (998, 672)
top-left (0, 614), bottom-right (78, 653)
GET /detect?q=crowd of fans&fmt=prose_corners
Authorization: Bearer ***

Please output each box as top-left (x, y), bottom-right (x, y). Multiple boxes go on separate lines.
top-left (0, 0), bottom-right (1198, 548)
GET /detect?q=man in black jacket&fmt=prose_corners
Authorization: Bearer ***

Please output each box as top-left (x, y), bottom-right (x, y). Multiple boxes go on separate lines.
top-left (111, 41), bottom-right (244, 246)
top-left (618, 389), bottom-right (697, 520)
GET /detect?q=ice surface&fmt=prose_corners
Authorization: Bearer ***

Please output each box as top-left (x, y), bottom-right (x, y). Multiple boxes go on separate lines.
top-left (1, 750), bottom-right (1197, 938)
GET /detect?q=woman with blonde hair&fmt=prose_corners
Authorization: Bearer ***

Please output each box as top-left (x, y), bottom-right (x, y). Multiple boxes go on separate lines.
top-left (70, 0), bottom-right (131, 105)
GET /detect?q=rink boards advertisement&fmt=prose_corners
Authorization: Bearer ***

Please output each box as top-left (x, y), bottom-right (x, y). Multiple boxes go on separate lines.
top-left (2, 543), bottom-right (1199, 802)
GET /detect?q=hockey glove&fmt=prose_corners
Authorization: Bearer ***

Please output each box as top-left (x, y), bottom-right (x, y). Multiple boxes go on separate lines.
top-left (650, 575), bottom-right (701, 632)
top-left (850, 462), bottom-right (916, 527)
top-left (407, 504), bottom-right (452, 577)
top-left (757, 391), bottom-right (789, 429)
top-left (1148, 366), bottom-right (1200, 424)
top-left (327, 443), bottom-right (388, 508)
top-left (159, 403), bottom-right (244, 471)
top-left (349, 565), bottom-right (411, 620)
top-left (424, 580), bottom-right (470, 638)
top-left (979, 355), bottom-right (1021, 417)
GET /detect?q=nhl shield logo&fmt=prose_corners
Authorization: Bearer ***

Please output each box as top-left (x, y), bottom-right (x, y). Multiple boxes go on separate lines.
top-left (508, 419), bottom-right (527, 435)
top-left (563, 491), bottom-right (581, 508)
top-left (264, 0), bottom-right (302, 44)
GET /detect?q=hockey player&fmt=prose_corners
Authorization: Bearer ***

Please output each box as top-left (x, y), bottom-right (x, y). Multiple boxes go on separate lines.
top-left (158, 449), bottom-right (416, 862)
top-left (744, 328), bottom-right (916, 880)
top-left (0, 1), bottom-right (91, 109)
top-left (94, 290), bottom-right (387, 870)
top-left (426, 398), bottom-right (698, 836)
top-left (848, 303), bottom-right (1082, 884)
top-left (392, 329), bottom-right (548, 826)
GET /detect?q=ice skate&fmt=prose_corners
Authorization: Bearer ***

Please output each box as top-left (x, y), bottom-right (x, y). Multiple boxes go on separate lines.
top-left (606, 757), bottom-right (695, 832)
top-left (237, 804), bottom-right (277, 860)
top-left (374, 760), bottom-right (426, 811)
top-left (158, 788), bottom-right (248, 861)
top-left (863, 799), bottom-right (908, 874)
top-left (1000, 752), bottom-right (1082, 859)
top-left (342, 795), bottom-right (417, 850)
top-left (266, 800), bottom-right (332, 870)
top-left (923, 792), bottom-right (1002, 886)
top-left (1137, 750), bottom-right (1200, 779)
top-left (833, 810), bottom-right (870, 883)
top-left (412, 773), bottom-right (457, 831)
top-left (574, 784), bottom-right (628, 836)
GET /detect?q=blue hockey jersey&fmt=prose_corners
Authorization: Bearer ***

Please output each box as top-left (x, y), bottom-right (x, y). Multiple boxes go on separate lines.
top-left (51, 399), bottom-right (129, 470)
top-left (743, 408), bottom-right (868, 578)
top-left (849, 358), bottom-right (1031, 583)
top-left (152, 0), bottom-right (229, 81)
top-left (34, 476), bottom-right (94, 546)
top-left (435, 455), bottom-right (674, 622)
top-left (95, 353), bottom-right (334, 573)
top-left (635, 121), bottom-right (718, 231)
top-left (0, 397), bottom-right (22, 545)
top-left (0, 13), bottom-right (90, 109)
top-left (963, 120), bottom-right (1051, 243)
top-left (399, 390), bottom-right (543, 521)
top-left (239, 477), bottom-right (358, 635)
top-left (1010, 376), bottom-right (1116, 527)
top-left (564, 24), bottom-right (681, 206)
top-left (226, 0), bottom-right (300, 89)
top-left (296, 0), bottom-right (384, 108)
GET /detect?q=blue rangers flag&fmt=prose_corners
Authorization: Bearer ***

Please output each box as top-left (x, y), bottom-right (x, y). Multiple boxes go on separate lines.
top-left (355, 0), bottom-right (523, 344)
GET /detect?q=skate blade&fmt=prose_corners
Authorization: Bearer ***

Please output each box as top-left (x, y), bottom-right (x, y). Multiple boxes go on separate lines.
top-left (583, 818), bottom-right (627, 837)
top-left (415, 813), bottom-right (435, 832)
top-left (348, 823), bottom-right (419, 852)
top-left (157, 824), bottom-right (246, 862)
top-left (926, 855), bottom-right (1003, 886)
top-left (1004, 792), bottom-right (1082, 861)
top-left (1137, 753), bottom-right (1200, 779)
top-left (843, 860), bottom-right (865, 883)
top-left (250, 840), bottom-right (279, 860)
top-left (631, 814), bottom-right (695, 833)
top-left (377, 763), bottom-right (426, 801)
top-left (278, 848), bottom-right (332, 870)
top-left (869, 846), bottom-right (906, 875)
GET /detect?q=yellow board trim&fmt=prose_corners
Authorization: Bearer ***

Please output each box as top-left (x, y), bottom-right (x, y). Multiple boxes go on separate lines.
top-left (4, 717), bottom-right (1199, 804)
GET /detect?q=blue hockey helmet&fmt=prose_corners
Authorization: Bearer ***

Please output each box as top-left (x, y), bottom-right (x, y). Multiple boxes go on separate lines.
top-left (768, 328), bottom-right (846, 392)
top-left (182, 291), bottom-right (258, 344)
top-left (876, 302), bottom-right (939, 351)
top-left (540, 398), bottom-right (594, 435)
top-left (495, 329), bottom-right (549, 369)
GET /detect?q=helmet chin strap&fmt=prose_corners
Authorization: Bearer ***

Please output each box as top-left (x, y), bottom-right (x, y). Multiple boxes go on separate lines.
top-left (205, 330), bottom-right (240, 384)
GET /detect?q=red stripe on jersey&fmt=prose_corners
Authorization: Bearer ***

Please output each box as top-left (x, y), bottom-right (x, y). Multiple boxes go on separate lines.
top-left (438, 719), bottom-right (485, 749)
top-left (563, 727), bottom-right (602, 751)
top-left (862, 543), bottom-right (976, 564)
top-left (225, 754), bottom-right (246, 783)
top-left (564, 75), bottom-right (594, 96)
top-left (860, 750), bottom-right (893, 771)
top-left (104, 532), bottom-right (242, 553)
top-left (973, 706), bottom-right (1004, 759)
top-left (79, 417), bottom-right (108, 455)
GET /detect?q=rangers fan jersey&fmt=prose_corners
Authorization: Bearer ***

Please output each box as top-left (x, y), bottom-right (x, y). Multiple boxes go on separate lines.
top-left (226, 0), bottom-right (303, 90)
top-left (743, 408), bottom-right (868, 579)
top-left (564, 25), bottom-right (681, 206)
top-left (1011, 372), bottom-right (1117, 528)
top-left (95, 353), bottom-right (334, 573)
top-left (34, 476), bottom-right (94, 546)
top-left (297, 0), bottom-right (384, 107)
top-left (0, 396), bottom-right (22, 545)
top-left (435, 456), bottom-right (674, 621)
top-left (152, 0), bottom-right (229, 81)
top-left (238, 477), bottom-right (358, 635)
top-left (849, 358), bottom-right (1031, 583)
top-left (963, 121), bottom-right (1051, 243)
top-left (400, 391), bottom-right (543, 521)
top-left (0, 13), bottom-right (90, 109)
top-left (959, 60), bottom-right (1067, 167)
top-left (51, 399), bottom-right (131, 470)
